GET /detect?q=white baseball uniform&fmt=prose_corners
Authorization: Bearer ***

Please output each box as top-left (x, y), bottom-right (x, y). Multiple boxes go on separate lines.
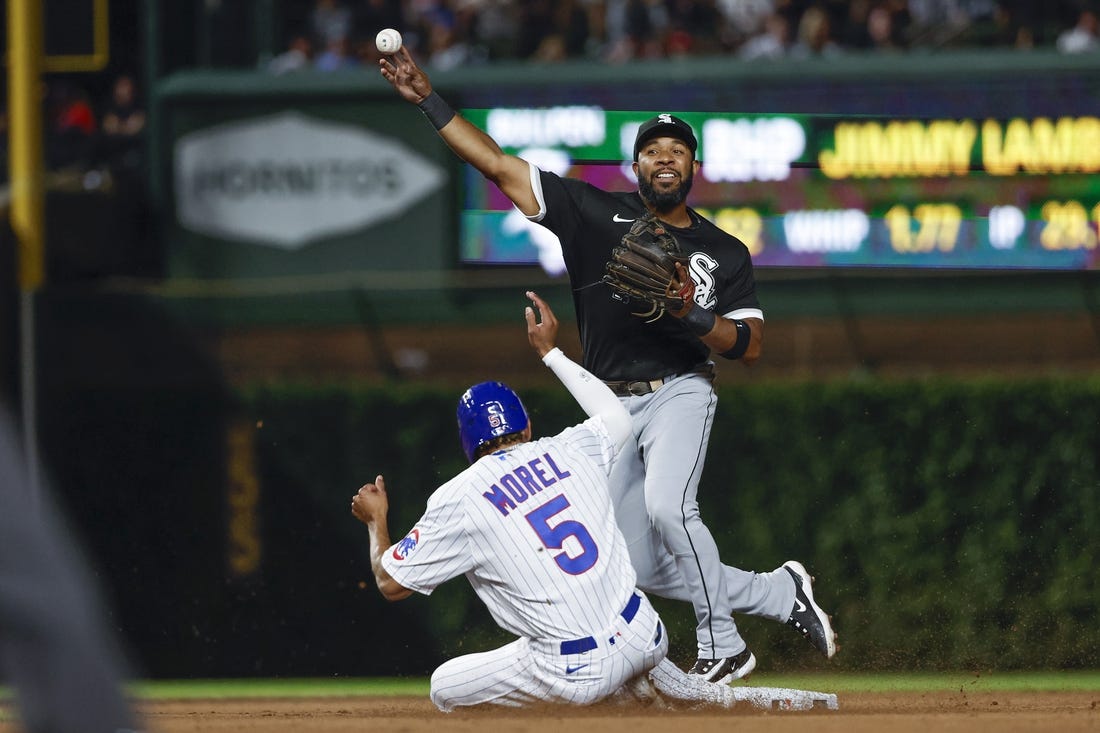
top-left (382, 353), bottom-right (668, 711)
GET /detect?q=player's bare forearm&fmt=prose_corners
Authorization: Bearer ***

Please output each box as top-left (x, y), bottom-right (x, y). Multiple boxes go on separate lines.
top-left (378, 47), bottom-right (536, 214)
top-left (705, 316), bottom-right (763, 365)
top-left (368, 522), bottom-right (413, 601)
top-left (352, 477), bottom-right (413, 601)
top-left (438, 120), bottom-right (537, 213)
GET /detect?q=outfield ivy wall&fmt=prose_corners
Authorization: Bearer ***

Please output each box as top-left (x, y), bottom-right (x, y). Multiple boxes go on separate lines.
top-left (230, 377), bottom-right (1100, 675)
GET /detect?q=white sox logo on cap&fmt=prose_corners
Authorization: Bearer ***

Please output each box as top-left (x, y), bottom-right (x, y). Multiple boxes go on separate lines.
top-left (633, 114), bottom-right (698, 160)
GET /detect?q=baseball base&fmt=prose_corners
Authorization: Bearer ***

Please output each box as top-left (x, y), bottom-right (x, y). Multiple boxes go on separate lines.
top-left (730, 685), bottom-right (839, 711)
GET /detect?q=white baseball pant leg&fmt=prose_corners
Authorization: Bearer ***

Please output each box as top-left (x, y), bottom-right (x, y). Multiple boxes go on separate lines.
top-left (429, 592), bottom-right (668, 711)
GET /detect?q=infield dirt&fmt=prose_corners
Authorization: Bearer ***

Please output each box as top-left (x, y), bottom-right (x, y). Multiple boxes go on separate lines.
top-left (113, 690), bottom-right (1100, 733)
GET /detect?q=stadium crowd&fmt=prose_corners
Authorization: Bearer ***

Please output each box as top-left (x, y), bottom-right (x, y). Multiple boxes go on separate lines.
top-left (15, 1), bottom-right (1097, 184)
top-left (267, 0), bottom-right (1100, 73)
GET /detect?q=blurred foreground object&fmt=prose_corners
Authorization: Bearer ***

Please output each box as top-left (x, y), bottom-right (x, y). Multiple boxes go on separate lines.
top-left (0, 408), bottom-right (142, 733)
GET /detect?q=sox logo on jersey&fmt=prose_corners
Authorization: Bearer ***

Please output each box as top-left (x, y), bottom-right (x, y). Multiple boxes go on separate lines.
top-left (687, 251), bottom-right (720, 310)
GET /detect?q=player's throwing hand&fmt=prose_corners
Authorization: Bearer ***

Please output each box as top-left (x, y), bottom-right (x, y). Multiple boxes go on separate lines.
top-left (378, 47), bottom-right (433, 105)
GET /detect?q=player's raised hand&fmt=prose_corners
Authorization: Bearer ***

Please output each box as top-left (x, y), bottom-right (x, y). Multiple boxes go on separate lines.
top-left (525, 290), bottom-right (559, 358)
top-left (378, 47), bottom-right (433, 105)
top-left (351, 475), bottom-right (389, 526)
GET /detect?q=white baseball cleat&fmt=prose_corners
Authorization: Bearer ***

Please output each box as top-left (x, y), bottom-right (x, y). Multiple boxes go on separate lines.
top-left (783, 560), bottom-right (838, 659)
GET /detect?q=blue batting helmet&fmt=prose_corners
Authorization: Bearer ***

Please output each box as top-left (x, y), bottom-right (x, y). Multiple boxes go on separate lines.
top-left (456, 381), bottom-right (530, 463)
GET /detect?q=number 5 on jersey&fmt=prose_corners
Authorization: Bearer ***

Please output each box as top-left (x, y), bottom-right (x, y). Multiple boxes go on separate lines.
top-left (525, 495), bottom-right (598, 574)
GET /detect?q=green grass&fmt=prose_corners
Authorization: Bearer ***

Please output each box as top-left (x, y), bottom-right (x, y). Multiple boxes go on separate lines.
top-left (124, 671), bottom-right (1100, 700)
top-left (127, 677), bottom-right (429, 699)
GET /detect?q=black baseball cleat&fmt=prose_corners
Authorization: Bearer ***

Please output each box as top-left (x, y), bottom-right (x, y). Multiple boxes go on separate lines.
top-left (783, 560), bottom-right (838, 659)
top-left (687, 648), bottom-right (756, 685)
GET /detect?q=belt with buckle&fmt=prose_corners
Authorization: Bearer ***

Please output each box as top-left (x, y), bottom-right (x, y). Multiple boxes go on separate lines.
top-left (559, 592), bottom-right (642, 655)
top-left (603, 364), bottom-right (714, 397)
top-left (603, 376), bottom-right (671, 397)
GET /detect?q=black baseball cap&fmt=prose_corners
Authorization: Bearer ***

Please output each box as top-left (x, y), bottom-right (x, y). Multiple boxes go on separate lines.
top-left (633, 114), bottom-right (698, 160)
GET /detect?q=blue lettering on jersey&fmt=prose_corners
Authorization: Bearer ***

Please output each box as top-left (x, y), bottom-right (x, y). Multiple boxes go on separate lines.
top-left (513, 465), bottom-right (544, 498)
top-left (543, 451), bottom-right (572, 479)
top-left (500, 474), bottom-right (526, 502)
top-left (526, 456), bottom-right (556, 486)
top-left (482, 483), bottom-right (517, 516)
top-left (481, 452), bottom-right (572, 517)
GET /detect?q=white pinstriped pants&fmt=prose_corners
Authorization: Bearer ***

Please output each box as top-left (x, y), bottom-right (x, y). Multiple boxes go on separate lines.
top-left (428, 592), bottom-right (667, 711)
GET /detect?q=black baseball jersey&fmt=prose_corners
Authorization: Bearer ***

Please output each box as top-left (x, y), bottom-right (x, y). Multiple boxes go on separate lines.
top-left (529, 168), bottom-right (762, 382)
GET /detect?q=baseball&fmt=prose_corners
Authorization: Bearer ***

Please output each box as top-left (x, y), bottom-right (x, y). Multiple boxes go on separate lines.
top-left (375, 28), bottom-right (402, 54)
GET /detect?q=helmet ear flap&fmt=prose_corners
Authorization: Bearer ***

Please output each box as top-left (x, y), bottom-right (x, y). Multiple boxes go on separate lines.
top-left (456, 382), bottom-right (530, 463)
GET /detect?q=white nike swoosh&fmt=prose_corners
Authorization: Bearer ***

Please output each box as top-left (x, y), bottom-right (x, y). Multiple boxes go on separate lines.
top-left (612, 214), bottom-right (635, 223)
top-left (794, 598), bottom-right (808, 613)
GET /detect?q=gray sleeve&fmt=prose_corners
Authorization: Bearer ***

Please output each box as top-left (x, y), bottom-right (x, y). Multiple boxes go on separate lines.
top-left (0, 411), bottom-right (141, 733)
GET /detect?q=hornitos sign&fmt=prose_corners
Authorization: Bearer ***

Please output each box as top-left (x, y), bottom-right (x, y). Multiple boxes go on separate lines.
top-left (174, 111), bottom-right (445, 249)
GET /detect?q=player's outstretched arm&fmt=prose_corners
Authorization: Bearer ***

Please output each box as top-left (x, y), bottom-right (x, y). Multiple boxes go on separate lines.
top-left (378, 47), bottom-right (537, 215)
top-left (351, 476), bottom-right (413, 601)
top-left (525, 291), bottom-right (632, 449)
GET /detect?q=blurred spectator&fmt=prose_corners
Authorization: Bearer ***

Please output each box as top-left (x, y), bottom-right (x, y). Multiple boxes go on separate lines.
top-left (514, 0), bottom-right (556, 59)
top-left (838, 0), bottom-right (874, 48)
top-left (1056, 8), bottom-right (1100, 53)
top-left (101, 74), bottom-right (145, 139)
top-left (664, 0), bottom-right (723, 56)
top-left (98, 73), bottom-right (146, 176)
top-left (268, 33), bottom-right (313, 73)
top-left (519, 0), bottom-right (591, 61)
top-left (314, 34), bottom-right (360, 70)
top-left (738, 11), bottom-right (792, 59)
top-left (473, 0), bottom-right (522, 60)
top-left (269, 0), bottom-right (1100, 66)
top-left (717, 0), bottom-right (778, 43)
top-left (952, 0), bottom-right (1015, 45)
top-left (356, 0), bottom-right (405, 35)
top-left (604, 0), bottom-right (670, 62)
top-left (789, 5), bottom-right (844, 58)
top-left (987, 1), bottom-right (1036, 49)
top-left (423, 8), bottom-right (477, 69)
top-left (47, 81), bottom-right (97, 170)
top-left (310, 0), bottom-right (353, 46)
top-left (865, 2), bottom-right (909, 51)
top-left (894, 0), bottom-right (968, 45)
top-left (555, 0), bottom-right (593, 58)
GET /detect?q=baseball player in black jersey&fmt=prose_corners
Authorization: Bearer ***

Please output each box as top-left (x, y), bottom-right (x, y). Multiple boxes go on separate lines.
top-left (379, 46), bottom-right (837, 682)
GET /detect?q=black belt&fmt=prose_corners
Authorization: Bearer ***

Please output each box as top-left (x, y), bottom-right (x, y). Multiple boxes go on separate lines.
top-left (603, 364), bottom-right (714, 397)
top-left (559, 592), bottom-right (641, 655)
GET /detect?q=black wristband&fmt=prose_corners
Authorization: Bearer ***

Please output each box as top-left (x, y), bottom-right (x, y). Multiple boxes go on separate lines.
top-left (719, 319), bottom-right (752, 360)
top-left (679, 306), bottom-right (716, 337)
top-left (418, 91), bottom-right (456, 130)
